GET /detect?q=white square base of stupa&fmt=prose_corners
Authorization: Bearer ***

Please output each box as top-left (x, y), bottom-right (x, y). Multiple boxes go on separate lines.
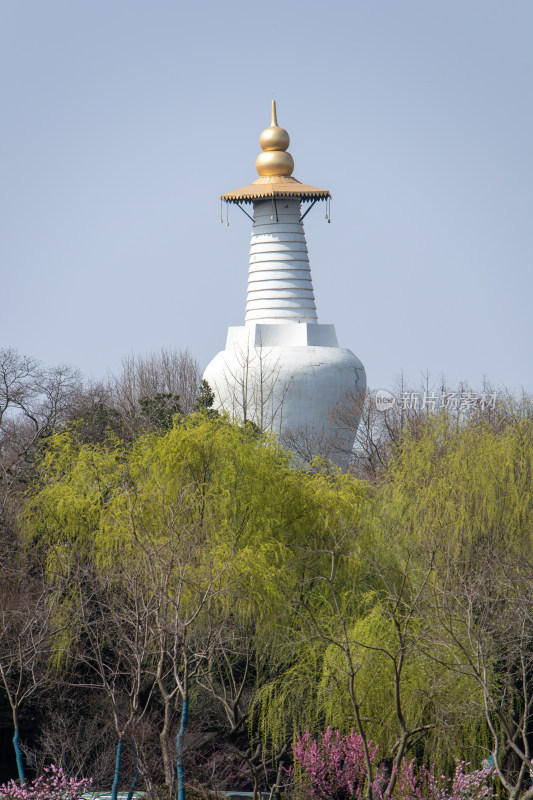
top-left (225, 322), bottom-right (339, 350)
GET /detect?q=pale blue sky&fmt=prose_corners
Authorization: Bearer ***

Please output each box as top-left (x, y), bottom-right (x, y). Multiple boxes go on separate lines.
top-left (1, 0), bottom-right (532, 393)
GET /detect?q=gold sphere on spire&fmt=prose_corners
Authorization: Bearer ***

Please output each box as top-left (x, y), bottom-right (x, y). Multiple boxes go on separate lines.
top-left (256, 100), bottom-right (294, 177)
top-left (259, 126), bottom-right (290, 152)
top-left (256, 151), bottom-right (294, 177)
top-left (259, 101), bottom-right (290, 151)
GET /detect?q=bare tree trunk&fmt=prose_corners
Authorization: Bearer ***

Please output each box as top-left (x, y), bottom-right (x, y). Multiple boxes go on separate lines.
top-left (12, 717), bottom-right (26, 785)
top-left (111, 737), bottom-right (123, 800)
top-left (176, 698), bottom-right (189, 800)
top-left (127, 743), bottom-right (139, 800)
top-left (159, 697), bottom-right (174, 791)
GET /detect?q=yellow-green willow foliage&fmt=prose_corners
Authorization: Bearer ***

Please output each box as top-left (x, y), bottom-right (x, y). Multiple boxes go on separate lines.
top-left (383, 410), bottom-right (533, 560)
top-left (364, 407), bottom-right (533, 767)
top-left (253, 513), bottom-right (479, 769)
top-left (254, 408), bottom-right (533, 771)
top-left (24, 408), bottom-right (528, 774)
top-left (314, 573), bottom-right (483, 769)
top-left (24, 413), bottom-right (367, 631)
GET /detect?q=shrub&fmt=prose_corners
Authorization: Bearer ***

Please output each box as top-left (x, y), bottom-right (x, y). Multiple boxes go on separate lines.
top-left (294, 728), bottom-right (378, 800)
top-left (394, 758), bottom-right (495, 800)
top-left (0, 764), bottom-right (92, 800)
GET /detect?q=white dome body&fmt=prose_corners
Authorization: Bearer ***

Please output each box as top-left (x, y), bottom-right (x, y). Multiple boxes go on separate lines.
top-left (204, 103), bottom-right (366, 469)
top-left (203, 322), bottom-right (366, 469)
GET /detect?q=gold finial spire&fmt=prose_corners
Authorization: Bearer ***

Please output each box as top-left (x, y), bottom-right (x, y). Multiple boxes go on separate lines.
top-left (256, 101), bottom-right (294, 177)
top-left (220, 102), bottom-right (331, 204)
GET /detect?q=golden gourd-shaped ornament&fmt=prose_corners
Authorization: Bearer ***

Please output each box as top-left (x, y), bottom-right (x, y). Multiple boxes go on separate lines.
top-left (255, 101), bottom-right (295, 177)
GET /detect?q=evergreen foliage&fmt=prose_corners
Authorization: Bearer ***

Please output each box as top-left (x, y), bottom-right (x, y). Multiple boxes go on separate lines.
top-left (194, 379), bottom-right (218, 417)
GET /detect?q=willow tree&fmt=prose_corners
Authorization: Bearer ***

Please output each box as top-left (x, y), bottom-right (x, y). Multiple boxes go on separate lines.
top-left (23, 413), bottom-right (368, 796)
top-left (381, 404), bottom-right (533, 558)
top-left (374, 407), bottom-right (533, 794)
top-left (253, 404), bottom-right (533, 799)
top-left (252, 499), bottom-right (475, 800)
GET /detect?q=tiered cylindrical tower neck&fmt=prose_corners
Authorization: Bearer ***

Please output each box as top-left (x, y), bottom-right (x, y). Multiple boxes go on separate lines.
top-left (245, 199), bottom-right (318, 325)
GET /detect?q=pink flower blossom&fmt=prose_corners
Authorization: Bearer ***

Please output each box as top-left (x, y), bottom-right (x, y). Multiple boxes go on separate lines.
top-left (394, 758), bottom-right (495, 800)
top-left (294, 727), bottom-right (378, 800)
top-left (294, 732), bottom-right (494, 800)
top-left (0, 764), bottom-right (92, 800)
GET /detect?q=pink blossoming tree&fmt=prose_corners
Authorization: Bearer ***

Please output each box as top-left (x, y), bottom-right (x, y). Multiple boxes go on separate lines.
top-left (294, 727), bottom-right (378, 800)
top-left (0, 764), bottom-right (92, 800)
top-left (394, 758), bottom-right (494, 800)
top-left (294, 731), bottom-right (494, 800)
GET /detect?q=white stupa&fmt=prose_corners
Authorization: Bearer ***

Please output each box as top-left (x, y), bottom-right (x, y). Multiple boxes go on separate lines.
top-left (203, 102), bottom-right (366, 468)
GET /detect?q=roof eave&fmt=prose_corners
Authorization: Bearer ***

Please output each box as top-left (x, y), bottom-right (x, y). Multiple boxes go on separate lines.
top-left (221, 175), bottom-right (331, 204)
